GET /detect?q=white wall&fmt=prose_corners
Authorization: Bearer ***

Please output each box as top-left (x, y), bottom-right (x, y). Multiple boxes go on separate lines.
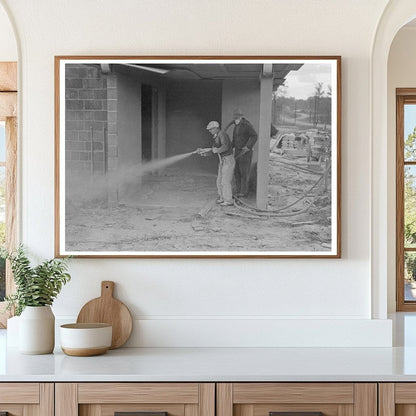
top-left (0, 3), bottom-right (16, 61)
top-left (0, 0), bottom-right (394, 347)
top-left (387, 26), bottom-right (416, 312)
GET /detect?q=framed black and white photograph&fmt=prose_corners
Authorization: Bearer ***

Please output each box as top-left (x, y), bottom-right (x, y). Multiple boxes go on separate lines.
top-left (55, 56), bottom-right (341, 258)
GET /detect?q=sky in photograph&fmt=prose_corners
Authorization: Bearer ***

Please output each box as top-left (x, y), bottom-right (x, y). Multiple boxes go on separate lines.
top-left (283, 63), bottom-right (332, 100)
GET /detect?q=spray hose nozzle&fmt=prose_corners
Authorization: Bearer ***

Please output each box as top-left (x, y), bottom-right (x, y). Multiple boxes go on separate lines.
top-left (194, 147), bottom-right (212, 156)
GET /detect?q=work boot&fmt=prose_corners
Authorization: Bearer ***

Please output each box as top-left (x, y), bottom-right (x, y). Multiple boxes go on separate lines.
top-left (220, 201), bottom-right (234, 206)
top-left (216, 198), bottom-right (224, 204)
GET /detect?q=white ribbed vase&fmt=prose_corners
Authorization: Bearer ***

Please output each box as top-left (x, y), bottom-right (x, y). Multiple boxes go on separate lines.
top-left (19, 306), bottom-right (55, 354)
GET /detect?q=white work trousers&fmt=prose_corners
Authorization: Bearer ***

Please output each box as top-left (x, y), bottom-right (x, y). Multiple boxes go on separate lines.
top-left (216, 154), bottom-right (235, 204)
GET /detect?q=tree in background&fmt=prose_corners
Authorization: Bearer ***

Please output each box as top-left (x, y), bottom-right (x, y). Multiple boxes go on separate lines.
top-left (327, 85), bottom-right (332, 98)
top-left (272, 82), bottom-right (332, 129)
top-left (314, 82), bottom-right (324, 126)
top-left (404, 126), bottom-right (416, 280)
top-left (405, 165), bottom-right (416, 246)
top-left (272, 82), bottom-right (288, 125)
top-left (325, 85), bottom-right (332, 127)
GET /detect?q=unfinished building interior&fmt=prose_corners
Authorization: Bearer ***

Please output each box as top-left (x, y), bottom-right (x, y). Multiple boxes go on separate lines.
top-left (64, 62), bottom-right (332, 253)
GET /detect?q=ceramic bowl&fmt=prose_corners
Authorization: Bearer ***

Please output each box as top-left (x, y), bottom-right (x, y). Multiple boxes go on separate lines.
top-left (60, 323), bottom-right (112, 356)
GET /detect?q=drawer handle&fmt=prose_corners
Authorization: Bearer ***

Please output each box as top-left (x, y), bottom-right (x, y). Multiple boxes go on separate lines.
top-left (115, 413), bottom-right (168, 416)
top-left (270, 413), bottom-right (323, 416)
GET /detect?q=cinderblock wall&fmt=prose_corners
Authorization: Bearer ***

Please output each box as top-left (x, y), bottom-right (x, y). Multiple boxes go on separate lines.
top-left (65, 64), bottom-right (108, 175)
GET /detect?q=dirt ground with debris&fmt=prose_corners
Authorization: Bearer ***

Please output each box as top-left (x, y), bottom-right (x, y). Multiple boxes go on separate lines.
top-left (65, 150), bottom-right (333, 253)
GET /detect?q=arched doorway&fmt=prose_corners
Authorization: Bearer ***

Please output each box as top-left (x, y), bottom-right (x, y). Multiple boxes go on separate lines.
top-left (371, 1), bottom-right (416, 319)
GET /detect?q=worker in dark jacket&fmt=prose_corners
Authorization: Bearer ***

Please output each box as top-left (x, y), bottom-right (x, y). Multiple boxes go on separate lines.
top-left (225, 109), bottom-right (258, 197)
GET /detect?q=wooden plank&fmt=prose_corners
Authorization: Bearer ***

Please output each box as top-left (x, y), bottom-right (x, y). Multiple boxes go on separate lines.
top-left (216, 384), bottom-right (233, 416)
top-left (78, 383), bottom-right (199, 404)
top-left (397, 88), bottom-right (416, 96)
top-left (0, 383), bottom-right (39, 403)
top-left (185, 404), bottom-right (199, 416)
top-left (354, 383), bottom-right (377, 416)
top-left (401, 99), bottom-right (416, 105)
top-left (379, 383), bottom-right (395, 416)
top-left (0, 62), bottom-right (17, 91)
top-left (38, 383), bottom-right (54, 416)
top-left (233, 383), bottom-right (354, 404)
top-left (80, 404), bottom-right (101, 416)
top-left (396, 404), bottom-right (416, 416)
top-left (395, 383), bottom-right (416, 403)
top-left (338, 404), bottom-right (353, 416)
top-left (0, 92), bottom-right (17, 121)
top-left (23, 404), bottom-right (38, 416)
top-left (239, 404), bottom-right (253, 416)
top-left (55, 383), bottom-right (78, 416)
top-left (199, 384), bottom-right (215, 416)
top-left (397, 94), bottom-right (407, 311)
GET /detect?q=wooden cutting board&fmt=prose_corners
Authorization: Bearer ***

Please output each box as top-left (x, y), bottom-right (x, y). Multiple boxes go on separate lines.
top-left (76, 281), bottom-right (133, 349)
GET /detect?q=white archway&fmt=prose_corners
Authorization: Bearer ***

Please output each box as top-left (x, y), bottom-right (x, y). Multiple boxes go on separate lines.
top-left (0, 1), bottom-right (19, 62)
top-left (371, 0), bottom-right (416, 319)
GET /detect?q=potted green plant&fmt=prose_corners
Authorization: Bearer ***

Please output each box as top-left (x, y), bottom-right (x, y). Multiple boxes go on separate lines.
top-left (3, 246), bottom-right (71, 354)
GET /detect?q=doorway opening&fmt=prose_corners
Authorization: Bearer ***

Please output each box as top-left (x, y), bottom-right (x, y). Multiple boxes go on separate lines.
top-left (141, 84), bottom-right (155, 162)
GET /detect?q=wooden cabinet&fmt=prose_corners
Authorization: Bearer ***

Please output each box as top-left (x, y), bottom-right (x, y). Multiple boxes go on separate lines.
top-left (55, 383), bottom-right (215, 416)
top-left (0, 381), bottom-right (412, 416)
top-left (217, 383), bottom-right (377, 416)
top-left (0, 383), bottom-right (53, 415)
top-left (379, 383), bottom-right (416, 416)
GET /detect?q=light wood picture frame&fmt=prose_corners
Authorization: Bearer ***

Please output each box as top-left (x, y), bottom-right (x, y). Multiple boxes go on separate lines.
top-left (55, 56), bottom-right (341, 258)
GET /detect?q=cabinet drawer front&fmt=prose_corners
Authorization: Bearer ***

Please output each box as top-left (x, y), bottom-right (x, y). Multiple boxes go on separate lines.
top-left (233, 384), bottom-right (354, 404)
top-left (0, 383), bottom-right (39, 403)
top-left (80, 403), bottom-right (186, 416)
top-left (78, 383), bottom-right (200, 404)
top-left (395, 383), bottom-right (416, 403)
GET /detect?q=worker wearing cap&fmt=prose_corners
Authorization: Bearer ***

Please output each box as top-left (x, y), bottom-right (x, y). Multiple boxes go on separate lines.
top-left (225, 109), bottom-right (258, 197)
top-left (202, 121), bottom-right (235, 206)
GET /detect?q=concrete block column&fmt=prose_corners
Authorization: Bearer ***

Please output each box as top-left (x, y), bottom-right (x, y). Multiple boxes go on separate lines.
top-left (256, 64), bottom-right (273, 210)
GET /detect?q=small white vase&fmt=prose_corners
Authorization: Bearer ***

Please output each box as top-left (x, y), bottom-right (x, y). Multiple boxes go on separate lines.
top-left (19, 306), bottom-right (55, 354)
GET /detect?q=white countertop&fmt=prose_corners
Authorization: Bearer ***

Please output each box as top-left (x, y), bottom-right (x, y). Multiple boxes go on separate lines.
top-left (2, 345), bottom-right (416, 382)
top-left (2, 313), bottom-right (416, 382)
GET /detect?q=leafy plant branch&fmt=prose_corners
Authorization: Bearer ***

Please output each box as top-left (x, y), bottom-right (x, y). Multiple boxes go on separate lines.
top-left (3, 246), bottom-right (71, 316)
